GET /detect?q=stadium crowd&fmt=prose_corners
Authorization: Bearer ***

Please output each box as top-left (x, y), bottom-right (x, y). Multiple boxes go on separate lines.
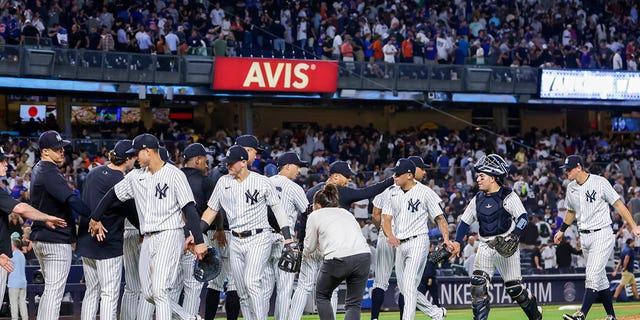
top-left (2, 115), bottom-right (640, 281)
top-left (1, 0), bottom-right (639, 69)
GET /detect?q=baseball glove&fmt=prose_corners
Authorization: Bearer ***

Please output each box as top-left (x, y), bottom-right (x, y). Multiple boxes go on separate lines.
top-left (428, 244), bottom-right (452, 264)
top-left (193, 247), bottom-right (222, 282)
top-left (278, 242), bottom-right (302, 273)
top-left (489, 233), bottom-right (519, 258)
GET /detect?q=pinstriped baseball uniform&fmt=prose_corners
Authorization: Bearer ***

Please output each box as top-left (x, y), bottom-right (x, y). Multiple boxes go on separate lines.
top-left (459, 189), bottom-right (527, 282)
top-left (264, 174), bottom-right (309, 320)
top-left (372, 186), bottom-right (396, 291)
top-left (114, 164), bottom-right (195, 320)
top-left (207, 230), bottom-right (236, 293)
top-left (207, 171), bottom-right (281, 320)
top-left (565, 174), bottom-right (619, 291)
top-left (383, 182), bottom-right (443, 320)
top-left (120, 219), bottom-right (156, 320)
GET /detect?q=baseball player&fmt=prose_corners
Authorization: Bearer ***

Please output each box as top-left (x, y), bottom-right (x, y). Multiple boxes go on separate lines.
top-left (171, 143), bottom-right (216, 317)
top-left (77, 140), bottom-right (138, 320)
top-left (263, 152), bottom-right (309, 320)
top-left (289, 161), bottom-right (393, 320)
top-left (199, 145), bottom-right (296, 320)
top-left (451, 154), bottom-right (542, 320)
top-left (381, 159), bottom-right (448, 320)
top-left (30, 130), bottom-right (94, 320)
top-left (89, 133), bottom-right (207, 320)
top-left (555, 155), bottom-right (640, 320)
top-left (371, 156), bottom-right (427, 320)
top-left (0, 147), bottom-right (67, 306)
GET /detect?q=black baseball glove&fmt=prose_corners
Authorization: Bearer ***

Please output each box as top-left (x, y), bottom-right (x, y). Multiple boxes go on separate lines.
top-left (278, 242), bottom-right (302, 273)
top-left (193, 247), bottom-right (222, 282)
top-left (490, 233), bottom-right (519, 258)
top-left (428, 243), bottom-right (452, 264)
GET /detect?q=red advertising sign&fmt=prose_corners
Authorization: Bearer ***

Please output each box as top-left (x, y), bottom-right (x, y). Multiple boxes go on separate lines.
top-left (213, 57), bottom-right (338, 93)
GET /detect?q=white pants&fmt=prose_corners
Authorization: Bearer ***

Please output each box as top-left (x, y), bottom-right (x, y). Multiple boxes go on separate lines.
top-left (581, 227), bottom-right (615, 291)
top-left (81, 256), bottom-right (123, 320)
top-left (263, 233), bottom-right (294, 320)
top-left (171, 235), bottom-right (209, 317)
top-left (8, 287), bottom-right (28, 320)
top-left (208, 231), bottom-right (236, 292)
top-left (373, 232), bottom-right (396, 291)
top-left (33, 241), bottom-right (72, 320)
top-left (474, 241), bottom-right (522, 282)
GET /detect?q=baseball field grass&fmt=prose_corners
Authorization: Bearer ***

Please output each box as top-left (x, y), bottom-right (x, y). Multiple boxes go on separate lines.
top-left (299, 302), bottom-right (640, 319)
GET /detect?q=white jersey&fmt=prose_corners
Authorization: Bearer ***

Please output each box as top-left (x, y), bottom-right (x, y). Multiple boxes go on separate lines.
top-left (208, 171), bottom-right (280, 231)
top-left (114, 164), bottom-right (193, 234)
top-left (269, 174), bottom-right (309, 226)
top-left (373, 185), bottom-right (396, 238)
top-left (459, 190), bottom-right (525, 241)
top-left (382, 182), bottom-right (443, 240)
top-left (565, 174), bottom-right (619, 231)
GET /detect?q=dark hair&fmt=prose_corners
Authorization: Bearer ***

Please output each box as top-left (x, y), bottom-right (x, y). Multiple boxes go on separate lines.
top-left (108, 150), bottom-right (127, 166)
top-left (313, 183), bottom-right (340, 208)
top-left (11, 238), bottom-right (21, 249)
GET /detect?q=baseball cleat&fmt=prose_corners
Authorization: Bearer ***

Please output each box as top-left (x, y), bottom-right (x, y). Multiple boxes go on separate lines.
top-left (562, 311), bottom-right (585, 320)
top-left (605, 316), bottom-right (617, 320)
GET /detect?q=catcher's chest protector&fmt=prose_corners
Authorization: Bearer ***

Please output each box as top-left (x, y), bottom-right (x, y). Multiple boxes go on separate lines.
top-left (476, 188), bottom-right (513, 237)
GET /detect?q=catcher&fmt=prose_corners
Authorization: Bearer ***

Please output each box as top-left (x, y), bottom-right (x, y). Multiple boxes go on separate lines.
top-left (450, 154), bottom-right (542, 320)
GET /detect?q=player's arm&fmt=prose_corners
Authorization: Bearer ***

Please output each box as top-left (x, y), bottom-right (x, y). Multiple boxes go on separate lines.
top-left (381, 202), bottom-right (398, 247)
top-left (340, 177), bottom-right (394, 204)
top-left (182, 201), bottom-right (205, 245)
top-left (372, 206), bottom-right (382, 230)
top-left (43, 170), bottom-right (91, 218)
top-left (270, 202), bottom-right (294, 242)
top-left (555, 209), bottom-right (576, 244)
top-left (612, 199), bottom-right (640, 235)
top-left (452, 196), bottom-right (477, 255)
top-left (9, 202), bottom-right (67, 229)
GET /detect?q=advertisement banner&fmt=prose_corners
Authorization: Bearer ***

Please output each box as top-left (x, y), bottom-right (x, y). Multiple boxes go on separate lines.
top-left (213, 57), bottom-right (338, 93)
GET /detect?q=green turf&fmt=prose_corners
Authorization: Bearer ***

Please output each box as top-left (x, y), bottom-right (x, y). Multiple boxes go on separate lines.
top-left (298, 302), bottom-right (640, 319)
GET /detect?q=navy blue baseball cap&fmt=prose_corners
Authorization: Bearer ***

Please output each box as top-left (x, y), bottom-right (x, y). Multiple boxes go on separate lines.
top-left (183, 143), bottom-right (212, 160)
top-left (277, 152), bottom-right (308, 168)
top-left (38, 130), bottom-right (70, 150)
top-left (0, 147), bottom-right (12, 160)
top-left (329, 161), bottom-right (356, 178)
top-left (159, 147), bottom-right (174, 164)
top-left (113, 140), bottom-right (132, 158)
top-left (224, 145), bottom-right (249, 165)
top-left (392, 158), bottom-right (416, 176)
top-left (234, 135), bottom-right (264, 152)
top-left (408, 156), bottom-right (429, 169)
top-left (560, 155), bottom-right (583, 170)
top-left (127, 133), bottom-right (159, 154)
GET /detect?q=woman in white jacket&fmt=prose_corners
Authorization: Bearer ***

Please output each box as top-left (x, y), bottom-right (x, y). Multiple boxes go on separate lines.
top-left (304, 184), bottom-right (372, 320)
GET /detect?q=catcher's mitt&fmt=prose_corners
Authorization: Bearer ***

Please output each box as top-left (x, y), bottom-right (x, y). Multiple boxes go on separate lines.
top-left (193, 247), bottom-right (222, 282)
top-left (488, 233), bottom-right (519, 258)
top-left (278, 242), bottom-right (302, 273)
top-left (428, 244), bottom-right (452, 264)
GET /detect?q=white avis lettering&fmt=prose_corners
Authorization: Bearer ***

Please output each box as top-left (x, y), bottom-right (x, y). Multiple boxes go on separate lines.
top-left (242, 62), bottom-right (310, 89)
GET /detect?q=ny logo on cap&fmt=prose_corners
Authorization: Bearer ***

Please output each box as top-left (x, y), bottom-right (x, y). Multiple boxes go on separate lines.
top-left (564, 158), bottom-right (569, 164)
top-left (226, 149), bottom-right (231, 157)
top-left (55, 134), bottom-right (62, 142)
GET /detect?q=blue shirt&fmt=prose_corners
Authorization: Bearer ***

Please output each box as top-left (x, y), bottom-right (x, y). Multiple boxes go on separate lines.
top-left (7, 249), bottom-right (26, 288)
top-left (620, 246), bottom-right (635, 272)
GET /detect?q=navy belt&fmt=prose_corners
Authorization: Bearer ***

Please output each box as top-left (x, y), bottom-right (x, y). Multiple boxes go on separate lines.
top-left (579, 228), bottom-right (602, 234)
top-left (399, 235), bottom-right (419, 243)
top-left (231, 229), bottom-right (264, 239)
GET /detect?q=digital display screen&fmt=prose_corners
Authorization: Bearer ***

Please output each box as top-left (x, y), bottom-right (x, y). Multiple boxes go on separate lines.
top-left (612, 117), bottom-right (640, 132)
top-left (540, 69), bottom-right (640, 100)
top-left (71, 106), bottom-right (97, 124)
top-left (19, 104), bottom-right (56, 122)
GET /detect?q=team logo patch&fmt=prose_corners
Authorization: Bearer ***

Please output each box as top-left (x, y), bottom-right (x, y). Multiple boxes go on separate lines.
top-left (155, 183), bottom-right (169, 199)
top-left (407, 198), bottom-right (420, 213)
top-left (245, 189), bottom-right (259, 205)
top-left (585, 190), bottom-right (596, 203)
top-left (485, 204), bottom-right (492, 209)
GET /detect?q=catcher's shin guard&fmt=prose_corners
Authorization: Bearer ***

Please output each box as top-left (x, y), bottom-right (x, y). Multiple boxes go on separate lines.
top-left (471, 270), bottom-right (490, 320)
top-left (505, 280), bottom-right (542, 320)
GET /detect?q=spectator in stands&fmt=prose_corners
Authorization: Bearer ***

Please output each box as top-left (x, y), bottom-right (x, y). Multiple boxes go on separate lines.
top-left (531, 241), bottom-right (544, 274)
top-left (165, 28), bottom-right (179, 55)
top-left (69, 24), bottom-right (88, 49)
top-left (556, 235), bottom-right (582, 273)
top-left (541, 239), bottom-right (557, 274)
top-left (20, 19), bottom-right (39, 45)
top-left (520, 215), bottom-right (539, 250)
top-left (8, 237), bottom-right (28, 320)
top-left (612, 238), bottom-right (639, 302)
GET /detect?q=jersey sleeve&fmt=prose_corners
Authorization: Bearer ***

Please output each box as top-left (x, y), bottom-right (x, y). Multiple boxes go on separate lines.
top-left (504, 191), bottom-right (527, 219)
top-left (207, 178), bottom-right (224, 212)
top-left (114, 171), bottom-right (135, 202)
top-left (264, 177), bottom-right (280, 207)
top-left (173, 169), bottom-right (196, 208)
top-left (459, 195), bottom-right (478, 225)
top-left (564, 185), bottom-right (575, 212)
top-left (290, 183), bottom-right (310, 214)
top-left (425, 187), bottom-right (444, 221)
top-left (0, 190), bottom-right (19, 216)
top-left (372, 189), bottom-right (388, 209)
top-left (381, 198), bottom-right (395, 217)
top-left (601, 177), bottom-right (621, 205)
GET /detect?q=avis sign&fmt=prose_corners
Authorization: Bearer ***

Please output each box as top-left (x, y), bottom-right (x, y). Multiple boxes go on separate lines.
top-left (213, 57), bottom-right (338, 93)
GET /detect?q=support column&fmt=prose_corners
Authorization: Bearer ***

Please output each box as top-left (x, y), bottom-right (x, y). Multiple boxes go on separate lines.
top-left (493, 105), bottom-right (508, 133)
top-left (140, 99), bottom-right (152, 131)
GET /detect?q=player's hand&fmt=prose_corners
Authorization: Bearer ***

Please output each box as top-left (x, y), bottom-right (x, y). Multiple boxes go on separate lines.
top-left (427, 279), bottom-right (433, 286)
top-left (192, 243), bottom-right (208, 260)
top-left (450, 241), bottom-right (461, 257)
top-left (214, 230), bottom-right (227, 248)
top-left (44, 215), bottom-right (67, 229)
top-left (387, 236), bottom-right (400, 248)
top-left (632, 226), bottom-right (640, 238)
top-left (89, 219), bottom-right (108, 241)
top-left (553, 231), bottom-right (564, 244)
top-left (183, 235), bottom-right (194, 253)
top-left (0, 254), bottom-right (14, 273)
